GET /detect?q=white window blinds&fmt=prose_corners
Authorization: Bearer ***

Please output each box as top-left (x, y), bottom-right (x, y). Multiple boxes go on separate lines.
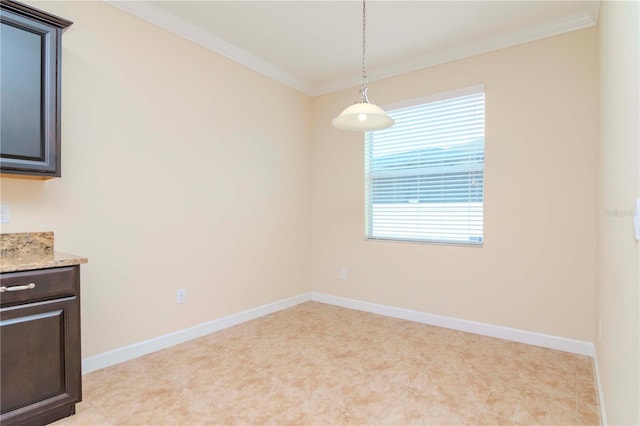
top-left (365, 86), bottom-right (485, 245)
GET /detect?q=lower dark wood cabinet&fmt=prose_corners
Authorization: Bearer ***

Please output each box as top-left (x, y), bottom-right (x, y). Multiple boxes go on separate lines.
top-left (0, 266), bottom-right (81, 425)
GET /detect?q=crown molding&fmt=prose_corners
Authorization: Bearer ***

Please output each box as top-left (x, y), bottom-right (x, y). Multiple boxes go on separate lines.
top-left (103, 1), bottom-right (598, 98)
top-left (103, 0), bottom-right (316, 96)
top-left (582, 0), bottom-right (601, 24)
top-left (317, 10), bottom-right (598, 95)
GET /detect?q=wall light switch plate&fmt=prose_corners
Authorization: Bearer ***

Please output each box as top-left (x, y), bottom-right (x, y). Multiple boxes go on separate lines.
top-left (598, 319), bottom-right (602, 342)
top-left (339, 268), bottom-right (348, 280)
top-left (0, 205), bottom-right (10, 224)
top-left (635, 199), bottom-right (640, 241)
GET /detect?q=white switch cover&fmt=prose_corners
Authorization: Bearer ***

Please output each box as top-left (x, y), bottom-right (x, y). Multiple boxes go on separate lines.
top-left (176, 289), bottom-right (186, 304)
top-left (339, 268), bottom-right (348, 280)
top-left (598, 319), bottom-right (602, 342)
top-left (0, 205), bottom-right (10, 224)
top-left (635, 199), bottom-right (640, 241)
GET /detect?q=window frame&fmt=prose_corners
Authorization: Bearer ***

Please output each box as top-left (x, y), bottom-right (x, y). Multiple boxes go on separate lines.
top-left (364, 84), bottom-right (485, 247)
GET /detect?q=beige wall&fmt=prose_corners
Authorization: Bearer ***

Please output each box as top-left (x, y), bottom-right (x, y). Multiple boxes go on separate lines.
top-left (0, 1), bottom-right (616, 386)
top-left (597, 1), bottom-right (640, 424)
top-left (0, 1), bottom-right (312, 358)
top-left (311, 29), bottom-right (599, 342)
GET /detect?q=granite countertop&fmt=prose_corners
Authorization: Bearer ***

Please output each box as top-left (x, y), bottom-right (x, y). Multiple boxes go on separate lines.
top-left (0, 232), bottom-right (88, 273)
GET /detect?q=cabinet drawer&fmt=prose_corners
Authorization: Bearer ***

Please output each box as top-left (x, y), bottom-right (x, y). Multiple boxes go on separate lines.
top-left (1, 296), bottom-right (81, 425)
top-left (0, 266), bottom-right (79, 307)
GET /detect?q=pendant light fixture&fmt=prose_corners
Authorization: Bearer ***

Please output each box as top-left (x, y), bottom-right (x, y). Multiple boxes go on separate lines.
top-left (332, 0), bottom-right (394, 132)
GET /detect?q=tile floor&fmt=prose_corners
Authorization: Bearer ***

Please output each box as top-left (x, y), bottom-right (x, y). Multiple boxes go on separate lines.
top-left (54, 302), bottom-right (601, 425)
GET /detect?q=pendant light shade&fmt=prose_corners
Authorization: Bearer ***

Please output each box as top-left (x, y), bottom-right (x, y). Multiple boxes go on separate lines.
top-left (333, 0), bottom-right (393, 132)
top-left (332, 97), bottom-right (394, 131)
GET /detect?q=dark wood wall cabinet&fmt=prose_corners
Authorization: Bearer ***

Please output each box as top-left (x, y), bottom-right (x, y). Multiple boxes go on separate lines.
top-left (0, 266), bottom-right (82, 425)
top-left (0, 0), bottom-right (72, 178)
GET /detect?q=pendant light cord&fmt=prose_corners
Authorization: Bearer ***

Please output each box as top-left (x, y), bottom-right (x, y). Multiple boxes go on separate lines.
top-left (361, 0), bottom-right (367, 87)
top-left (332, 0), bottom-right (394, 130)
top-left (359, 0), bottom-right (372, 103)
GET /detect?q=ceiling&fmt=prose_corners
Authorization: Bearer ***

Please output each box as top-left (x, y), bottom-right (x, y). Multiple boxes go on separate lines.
top-left (106, 1), bottom-right (600, 96)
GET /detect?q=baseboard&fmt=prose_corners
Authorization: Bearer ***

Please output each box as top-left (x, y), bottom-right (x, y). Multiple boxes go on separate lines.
top-left (82, 292), bottom-right (312, 374)
top-left (593, 348), bottom-right (608, 425)
top-left (311, 292), bottom-right (595, 356)
top-left (83, 290), bottom-right (596, 374)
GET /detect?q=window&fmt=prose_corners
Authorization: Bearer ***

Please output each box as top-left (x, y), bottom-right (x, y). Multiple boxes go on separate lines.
top-left (365, 85), bottom-right (485, 245)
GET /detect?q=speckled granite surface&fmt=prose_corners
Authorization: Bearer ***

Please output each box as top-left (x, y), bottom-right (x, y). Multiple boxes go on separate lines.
top-left (0, 232), bottom-right (87, 273)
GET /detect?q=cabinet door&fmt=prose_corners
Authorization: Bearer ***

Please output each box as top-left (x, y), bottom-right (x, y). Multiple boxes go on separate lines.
top-left (0, 7), bottom-right (61, 177)
top-left (0, 296), bottom-right (81, 425)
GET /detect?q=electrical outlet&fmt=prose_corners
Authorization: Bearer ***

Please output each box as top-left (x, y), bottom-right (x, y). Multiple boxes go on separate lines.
top-left (339, 268), bottom-right (348, 280)
top-left (0, 205), bottom-right (10, 224)
top-left (176, 289), bottom-right (186, 304)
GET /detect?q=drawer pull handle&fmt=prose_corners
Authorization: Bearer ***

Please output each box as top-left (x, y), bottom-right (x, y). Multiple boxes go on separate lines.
top-left (0, 283), bottom-right (36, 292)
